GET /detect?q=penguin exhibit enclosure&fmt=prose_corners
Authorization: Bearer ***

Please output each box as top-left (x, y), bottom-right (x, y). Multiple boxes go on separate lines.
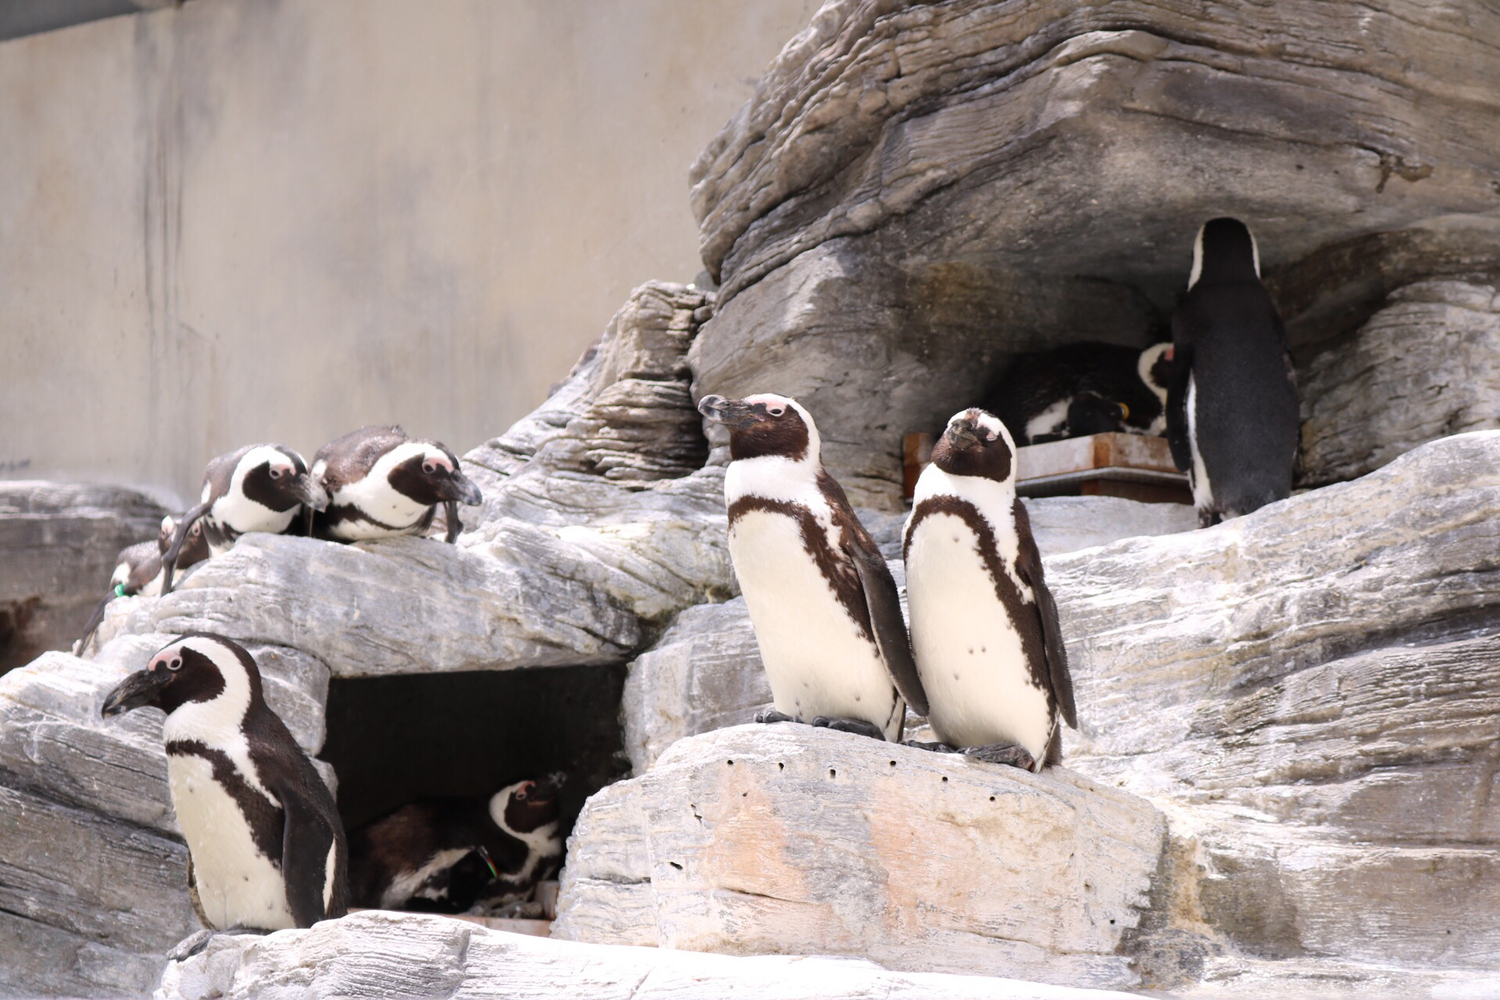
top-left (3, 1), bottom-right (1500, 998)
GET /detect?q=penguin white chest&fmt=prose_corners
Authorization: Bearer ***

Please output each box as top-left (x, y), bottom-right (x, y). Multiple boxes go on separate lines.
top-left (167, 755), bottom-right (294, 931)
top-left (728, 508), bottom-right (898, 733)
top-left (904, 512), bottom-right (1052, 759)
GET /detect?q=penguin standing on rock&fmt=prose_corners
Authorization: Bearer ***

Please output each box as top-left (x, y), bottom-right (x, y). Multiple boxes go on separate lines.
top-left (100, 633), bottom-right (348, 959)
top-left (348, 774), bottom-right (564, 913)
top-left (903, 408), bottom-right (1076, 771)
top-left (698, 392), bottom-right (927, 742)
top-left (75, 516), bottom-right (211, 655)
top-left (1167, 218), bottom-right (1300, 527)
top-left (310, 426), bottom-right (482, 544)
top-left (160, 445), bottom-right (329, 593)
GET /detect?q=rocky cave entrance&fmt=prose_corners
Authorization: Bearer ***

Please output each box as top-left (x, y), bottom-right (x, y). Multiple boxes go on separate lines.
top-left (321, 663), bottom-right (629, 885)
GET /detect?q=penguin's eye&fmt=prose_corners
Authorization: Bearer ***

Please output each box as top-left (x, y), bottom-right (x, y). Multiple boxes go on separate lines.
top-left (767, 406), bottom-right (785, 418)
top-left (166, 656), bottom-right (182, 672)
top-left (1118, 402), bottom-right (1131, 420)
top-left (269, 467), bottom-right (284, 480)
top-left (422, 461), bottom-right (437, 475)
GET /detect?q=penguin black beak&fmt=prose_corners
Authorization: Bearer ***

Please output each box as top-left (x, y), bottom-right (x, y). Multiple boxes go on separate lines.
top-left (292, 474), bottom-right (331, 512)
top-left (697, 394), bottom-right (758, 430)
top-left (100, 668), bottom-right (171, 718)
top-left (945, 420), bottom-right (982, 451)
top-left (437, 470), bottom-right (483, 506)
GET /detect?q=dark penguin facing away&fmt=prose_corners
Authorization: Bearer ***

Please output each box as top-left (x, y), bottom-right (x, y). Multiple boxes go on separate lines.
top-left (74, 516), bottom-right (211, 655)
top-left (1166, 218), bottom-right (1300, 527)
top-left (161, 445), bottom-right (329, 593)
top-left (698, 392), bottom-right (927, 742)
top-left (984, 341), bottom-right (1172, 445)
top-left (100, 633), bottom-right (348, 957)
top-left (310, 425), bottom-right (482, 544)
top-left (902, 409), bottom-right (1077, 771)
top-left (348, 774), bottom-right (564, 913)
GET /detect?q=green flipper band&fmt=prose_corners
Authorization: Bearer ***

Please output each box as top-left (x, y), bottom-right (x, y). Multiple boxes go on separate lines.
top-left (478, 846), bottom-right (500, 880)
top-left (113, 583), bottom-right (126, 598)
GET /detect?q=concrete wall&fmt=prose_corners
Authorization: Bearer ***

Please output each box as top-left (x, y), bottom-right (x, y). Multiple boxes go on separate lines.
top-left (0, 0), bottom-right (818, 503)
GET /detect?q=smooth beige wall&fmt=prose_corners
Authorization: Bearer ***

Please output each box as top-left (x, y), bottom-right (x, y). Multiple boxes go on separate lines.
top-left (0, 0), bottom-right (818, 503)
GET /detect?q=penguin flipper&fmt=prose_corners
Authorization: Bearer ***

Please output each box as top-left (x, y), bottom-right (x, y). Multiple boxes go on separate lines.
top-left (1012, 500), bottom-right (1076, 730)
top-left (160, 500), bottom-right (213, 594)
top-left (75, 593), bottom-right (114, 657)
top-left (273, 785), bottom-right (346, 926)
top-left (848, 542), bottom-right (929, 718)
top-left (1165, 335), bottom-right (1194, 473)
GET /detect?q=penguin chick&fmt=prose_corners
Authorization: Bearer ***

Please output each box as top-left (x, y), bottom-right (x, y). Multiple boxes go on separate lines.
top-left (985, 341), bottom-right (1172, 444)
top-left (310, 426), bottom-right (482, 544)
top-left (347, 774), bottom-right (564, 913)
top-left (74, 516), bottom-right (212, 656)
top-left (1166, 218), bottom-right (1299, 528)
top-left (161, 445), bottom-right (329, 593)
top-left (697, 392), bottom-right (927, 742)
top-left (903, 408), bottom-right (1077, 771)
top-left (100, 633), bottom-right (348, 955)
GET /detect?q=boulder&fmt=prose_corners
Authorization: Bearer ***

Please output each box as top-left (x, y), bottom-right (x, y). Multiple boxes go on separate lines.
top-left (155, 909), bottom-right (1150, 1000)
top-left (0, 482), bottom-right (167, 674)
top-left (554, 725), bottom-right (1167, 991)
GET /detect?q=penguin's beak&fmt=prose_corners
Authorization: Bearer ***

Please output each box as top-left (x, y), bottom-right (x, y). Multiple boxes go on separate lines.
top-left (945, 419), bottom-right (982, 451)
top-left (437, 470), bottom-right (483, 506)
top-left (697, 394), bottom-right (758, 429)
top-left (100, 668), bottom-right (171, 718)
top-left (292, 474), bottom-right (330, 512)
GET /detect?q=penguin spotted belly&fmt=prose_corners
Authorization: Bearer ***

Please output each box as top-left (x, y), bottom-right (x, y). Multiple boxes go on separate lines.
top-left (904, 513), bottom-right (1052, 759)
top-left (729, 508), bottom-right (902, 739)
top-left (167, 755), bottom-right (294, 931)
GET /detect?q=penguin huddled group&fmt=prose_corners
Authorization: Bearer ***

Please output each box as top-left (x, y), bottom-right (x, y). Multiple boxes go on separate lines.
top-left (700, 215), bottom-right (1299, 766)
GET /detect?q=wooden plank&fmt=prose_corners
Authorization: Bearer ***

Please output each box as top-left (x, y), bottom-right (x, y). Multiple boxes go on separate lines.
top-left (1015, 432), bottom-right (1179, 481)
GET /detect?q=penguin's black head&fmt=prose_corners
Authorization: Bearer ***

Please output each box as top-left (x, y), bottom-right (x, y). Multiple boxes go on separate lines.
top-left (1066, 393), bottom-right (1128, 437)
top-left (1189, 217), bottom-right (1261, 289)
top-left (238, 445), bottom-right (329, 513)
top-left (932, 408), bottom-right (1015, 483)
top-left (490, 773), bottom-right (565, 836)
top-left (157, 514), bottom-right (209, 569)
top-left (100, 632), bottom-right (257, 719)
top-left (698, 393), bottom-right (816, 463)
top-left (387, 442), bottom-right (483, 507)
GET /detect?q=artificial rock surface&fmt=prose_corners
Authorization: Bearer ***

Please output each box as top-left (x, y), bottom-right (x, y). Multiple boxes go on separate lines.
top-left (0, 482), bottom-right (167, 674)
top-left (554, 725), bottom-right (1166, 990)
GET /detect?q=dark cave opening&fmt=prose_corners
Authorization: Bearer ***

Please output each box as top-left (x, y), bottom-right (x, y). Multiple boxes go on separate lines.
top-left (321, 663), bottom-right (629, 868)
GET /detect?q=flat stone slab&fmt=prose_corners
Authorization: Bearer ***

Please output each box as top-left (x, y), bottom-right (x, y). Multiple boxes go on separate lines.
top-left (554, 726), bottom-right (1165, 991)
top-left (156, 909), bottom-right (1150, 1000)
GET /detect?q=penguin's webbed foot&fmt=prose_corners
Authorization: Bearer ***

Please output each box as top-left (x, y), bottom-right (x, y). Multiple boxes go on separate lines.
top-left (166, 929), bottom-right (215, 963)
top-left (753, 709), bottom-right (799, 725)
top-left (964, 742), bottom-right (1037, 771)
top-left (811, 716), bottom-right (885, 741)
top-left (903, 740), bottom-right (962, 754)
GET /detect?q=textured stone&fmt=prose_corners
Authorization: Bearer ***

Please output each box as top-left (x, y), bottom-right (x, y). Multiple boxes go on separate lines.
top-left (0, 482), bottom-right (167, 674)
top-left (554, 726), bottom-right (1166, 990)
top-left (156, 909), bottom-right (1149, 1000)
top-left (1298, 279), bottom-right (1500, 487)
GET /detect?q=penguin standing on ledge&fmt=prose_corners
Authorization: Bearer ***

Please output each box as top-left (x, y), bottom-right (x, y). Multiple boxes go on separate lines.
top-left (1167, 218), bottom-right (1299, 527)
top-left (310, 426), bottom-right (482, 544)
top-left (75, 516), bottom-right (211, 655)
top-left (698, 392), bottom-right (927, 742)
top-left (160, 445), bottom-right (329, 593)
top-left (101, 633), bottom-right (347, 959)
top-left (348, 774), bottom-right (564, 913)
top-left (903, 408), bottom-right (1076, 771)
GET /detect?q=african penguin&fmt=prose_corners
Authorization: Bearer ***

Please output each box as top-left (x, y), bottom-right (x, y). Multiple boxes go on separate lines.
top-left (1166, 218), bottom-right (1300, 528)
top-left (983, 341), bottom-right (1173, 445)
top-left (697, 392), bottom-right (927, 742)
top-left (161, 445), bottom-right (329, 593)
top-left (100, 633), bottom-right (347, 954)
top-left (310, 426), bottom-right (482, 544)
top-left (74, 516), bottom-right (211, 655)
top-left (903, 408), bottom-right (1077, 771)
top-left (348, 774), bottom-right (564, 914)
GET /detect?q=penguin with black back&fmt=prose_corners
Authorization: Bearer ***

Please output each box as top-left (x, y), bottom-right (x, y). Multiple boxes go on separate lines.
top-left (697, 392), bottom-right (927, 741)
top-left (100, 633), bottom-right (348, 959)
top-left (348, 774), bottom-right (564, 913)
top-left (160, 445), bottom-right (329, 593)
top-left (75, 516), bottom-right (211, 655)
top-left (1166, 218), bottom-right (1299, 527)
top-left (984, 341), bottom-right (1173, 444)
top-left (903, 408), bottom-right (1076, 771)
top-left (310, 426), bottom-right (482, 544)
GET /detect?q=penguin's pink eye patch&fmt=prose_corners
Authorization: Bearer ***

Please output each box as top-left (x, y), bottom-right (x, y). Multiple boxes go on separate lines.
top-left (422, 455), bottom-right (453, 476)
top-left (767, 407), bottom-right (786, 417)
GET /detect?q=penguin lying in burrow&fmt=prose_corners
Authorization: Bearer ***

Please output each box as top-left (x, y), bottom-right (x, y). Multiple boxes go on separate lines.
top-left (74, 514), bottom-right (210, 654)
top-left (309, 425), bottom-right (483, 544)
top-left (347, 774), bottom-right (565, 914)
top-left (1167, 217), bottom-right (1300, 528)
top-left (698, 392), bottom-right (929, 743)
top-left (100, 633), bottom-right (348, 961)
top-left (982, 341), bottom-right (1173, 446)
top-left (160, 444), bottom-right (330, 593)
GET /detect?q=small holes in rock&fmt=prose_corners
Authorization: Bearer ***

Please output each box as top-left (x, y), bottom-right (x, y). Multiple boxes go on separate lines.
top-left (668, 861), bottom-right (683, 870)
top-left (829, 768), bottom-right (837, 778)
top-left (778, 762), bottom-right (785, 771)
top-left (727, 759), bottom-right (734, 766)
top-left (941, 776), bottom-right (948, 783)
top-left (889, 760), bottom-right (897, 767)
top-left (989, 795), bottom-right (996, 802)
